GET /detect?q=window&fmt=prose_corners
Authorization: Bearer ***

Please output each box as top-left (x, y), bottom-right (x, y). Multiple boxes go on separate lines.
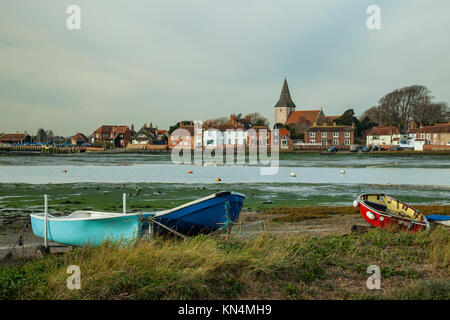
top-left (310, 139), bottom-right (315, 144)
top-left (344, 139), bottom-right (350, 145)
top-left (321, 132), bottom-right (327, 138)
top-left (333, 132), bottom-right (339, 138)
top-left (426, 134), bottom-right (431, 140)
top-left (310, 132), bottom-right (315, 138)
top-left (420, 133), bottom-right (425, 139)
top-left (333, 139), bottom-right (338, 145)
top-left (322, 140), bottom-right (327, 146)
top-left (344, 132), bottom-right (350, 138)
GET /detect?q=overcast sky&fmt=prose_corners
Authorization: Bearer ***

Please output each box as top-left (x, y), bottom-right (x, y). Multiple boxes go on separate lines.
top-left (1, 0), bottom-right (449, 136)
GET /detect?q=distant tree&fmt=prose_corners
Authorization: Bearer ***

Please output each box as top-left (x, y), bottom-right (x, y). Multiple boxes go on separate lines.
top-left (168, 121), bottom-right (191, 134)
top-left (335, 109), bottom-right (358, 126)
top-left (247, 112), bottom-right (269, 127)
top-left (365, 85), bottom-right (439, 130)
top-left (36, 128), bottom-right (48, 143)
top-left (412, 102), bottom-right (448, 126)
top-left (205, 116), bottom-right (228, 126)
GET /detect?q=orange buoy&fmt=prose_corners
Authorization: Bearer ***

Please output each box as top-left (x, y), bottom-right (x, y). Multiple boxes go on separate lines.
top-left (216, 178), bottom-right (221, 182)
top-left (62, 169), bottom-right (68, 173)
top-left (188, 170), bottom-right (193, 174)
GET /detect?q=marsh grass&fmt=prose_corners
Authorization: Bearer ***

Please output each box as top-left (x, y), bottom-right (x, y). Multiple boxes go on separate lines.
top-left (263, 205), bottom-right (450, 223)
top-left (0, 227), bottom-right (448, 300)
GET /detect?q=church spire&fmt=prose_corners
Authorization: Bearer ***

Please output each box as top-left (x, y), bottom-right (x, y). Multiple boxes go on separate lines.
top-left (274, 78), bottom-right (296, 109)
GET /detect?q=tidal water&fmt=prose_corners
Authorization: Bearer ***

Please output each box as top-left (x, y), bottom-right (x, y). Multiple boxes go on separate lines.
top-left (0, 153), bottom-right (449, 208)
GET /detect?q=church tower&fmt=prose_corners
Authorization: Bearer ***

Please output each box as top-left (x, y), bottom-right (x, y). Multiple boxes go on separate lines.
top-left (274, 78), bottom-right (296, 125)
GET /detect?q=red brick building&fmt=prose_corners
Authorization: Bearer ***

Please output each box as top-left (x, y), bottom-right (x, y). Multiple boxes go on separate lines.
top-left (92, 125), bottom-right (132, 148)
top-left (305, 125), bottom-right (355, 149)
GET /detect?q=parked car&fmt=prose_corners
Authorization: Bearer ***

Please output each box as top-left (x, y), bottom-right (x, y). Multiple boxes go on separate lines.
top-left (81, 143), bottom-right (93, 147)
top-left (361, 146), bottom-right (371, 153)
top-left (378, 146), bottom-right (390, 151)
top-left (389, 146), bottom-right (403, 151)
top-left (327, 146), bottom-right (338, 152)
top-left (370, 145), bottom-right (380, 151)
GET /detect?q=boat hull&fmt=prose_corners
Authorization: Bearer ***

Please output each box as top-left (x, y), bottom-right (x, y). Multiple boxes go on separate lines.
top-left (30, 213), bottom-right (141, 246)
top-left (143, 192), bottom-right (245, 236)
top-left (355, 194), bottom-right (429, 233)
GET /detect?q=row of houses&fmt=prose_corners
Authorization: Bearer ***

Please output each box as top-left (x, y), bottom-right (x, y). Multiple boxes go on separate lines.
top-left (0, 123), bottom-right (168, 148)
top-left (366, 122), bottom-right (450, 151)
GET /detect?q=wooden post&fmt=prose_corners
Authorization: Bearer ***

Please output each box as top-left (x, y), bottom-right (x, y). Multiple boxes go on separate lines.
top-left (123, 193), bottom-right (126, 214)
top-left (44, 194), bottom-right (48, 248)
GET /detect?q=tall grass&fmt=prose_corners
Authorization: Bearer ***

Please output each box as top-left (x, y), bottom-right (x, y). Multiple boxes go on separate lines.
top-left (1, 227), bottom-right (448, 300)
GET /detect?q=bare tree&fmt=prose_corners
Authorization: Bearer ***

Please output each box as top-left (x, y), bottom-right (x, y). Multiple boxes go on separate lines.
top-left (364, 85), bottom-right (444, 130)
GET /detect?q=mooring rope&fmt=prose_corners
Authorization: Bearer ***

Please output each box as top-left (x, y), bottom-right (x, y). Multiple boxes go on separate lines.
top-left (2, 215), bottom-right (31, 261)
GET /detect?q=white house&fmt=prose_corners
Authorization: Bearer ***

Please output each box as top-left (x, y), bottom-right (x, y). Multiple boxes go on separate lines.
top-left (366, 126), bottom-right (401, 147)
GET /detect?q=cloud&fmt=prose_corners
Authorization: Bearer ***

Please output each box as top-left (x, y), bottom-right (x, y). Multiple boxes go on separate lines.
top-left (0, 0), bottom-right (449, 136)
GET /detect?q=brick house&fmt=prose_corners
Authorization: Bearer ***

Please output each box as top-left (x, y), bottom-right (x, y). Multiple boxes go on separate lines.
top-left (169, 123), bottom-right (195, 149)
top-left (365, 126), bottom-right (401, 147)
top-left (305, 125), bottom-right (355, 149)
top-left (0, 133), bottom-right (32, 145)
top-left (413, 123), bottom-right (450, 150)
top-left (279, 127), bottom-right (293, 150)
top-left (71, 133), bottom-right (89, 146)
top-left (92, 125), bottom-right (132, 148)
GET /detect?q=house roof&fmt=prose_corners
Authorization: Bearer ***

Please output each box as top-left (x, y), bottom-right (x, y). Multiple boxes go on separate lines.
top-left (72, 133), bottom-right (88, 141)
top-left (286, 110), bottom-right (322, 125)
top-left (308, 126), bottom-right (354, 133)
top-left (274, 78), bottom-right (296, 109)
top-left (0, 133), bottom-right (28, 142)
top-left (414, 124), bottom-right (450, 134)
top-left (93, 126), bottom-right (130, 139)
top-left (279, 127), bottom-right (291, 137)
top-left (366, 126), bottom-right (400, 136)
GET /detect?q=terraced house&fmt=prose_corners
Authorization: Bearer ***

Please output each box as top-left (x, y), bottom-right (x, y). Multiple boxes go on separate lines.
top-left (413, 123), bottom-right (450, 150)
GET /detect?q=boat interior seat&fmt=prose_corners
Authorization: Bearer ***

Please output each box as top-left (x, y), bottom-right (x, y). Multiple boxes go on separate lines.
top-left (364, 201), bottom-right (387, 212)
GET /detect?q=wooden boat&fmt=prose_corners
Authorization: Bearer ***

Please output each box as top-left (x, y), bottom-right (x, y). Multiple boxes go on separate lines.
top-left (30, 211), bottom-right (141, 246)
top-left (353, 194), bottom-right (429, 233)
top-left (142, 191), bottom-right (245, 236)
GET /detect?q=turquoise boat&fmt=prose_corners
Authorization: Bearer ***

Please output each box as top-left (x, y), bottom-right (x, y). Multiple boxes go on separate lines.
top-left (30, 211), bottom-right (141, 246)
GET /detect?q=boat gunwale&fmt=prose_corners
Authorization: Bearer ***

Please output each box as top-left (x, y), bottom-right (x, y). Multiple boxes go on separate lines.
top-left (152, 191), bottom-right (245, 218)
top-left (30, 211), bottom-right (141, 222)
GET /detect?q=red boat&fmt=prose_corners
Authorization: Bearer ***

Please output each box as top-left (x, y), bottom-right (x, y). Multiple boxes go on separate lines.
top-left (353, 194), bottom-right (430, 233)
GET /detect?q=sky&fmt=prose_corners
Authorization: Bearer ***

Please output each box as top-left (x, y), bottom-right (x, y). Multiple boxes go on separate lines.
top-left (0, 0), bottom-right (449, 136)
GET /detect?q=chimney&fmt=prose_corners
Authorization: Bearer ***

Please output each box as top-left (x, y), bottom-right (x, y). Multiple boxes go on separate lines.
top-left (131, 124), bottom-right (135, 132)
top-left (150, 122), bottom-right (153, 128)
top-left (144, 123), bottom-right (147, 128)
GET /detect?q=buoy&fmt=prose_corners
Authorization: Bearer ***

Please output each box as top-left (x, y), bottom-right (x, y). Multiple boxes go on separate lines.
top-left (62, 169), bottom-right (68, 173)
top-left (188, 170), bottom-right (193, 174)
top-left (353, 200), bottom-right (359, 208)
top-left (340, 170), bottom-right (345, 174)
top-left (216, 178), bottom-right (221, 182)
top-left (290, 172), bottom-right (296, 177)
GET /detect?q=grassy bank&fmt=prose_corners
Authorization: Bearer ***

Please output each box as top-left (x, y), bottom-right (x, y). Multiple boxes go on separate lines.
top-left (1, 227), bottom-right (448, 300)
top-left (263, 205), bottom-right (450, 222)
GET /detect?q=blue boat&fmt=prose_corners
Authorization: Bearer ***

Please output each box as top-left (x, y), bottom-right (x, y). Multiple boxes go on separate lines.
top-left (30, 211), bottom-right (141, 246)
top-left (142, 191), bottom-right (245, 236)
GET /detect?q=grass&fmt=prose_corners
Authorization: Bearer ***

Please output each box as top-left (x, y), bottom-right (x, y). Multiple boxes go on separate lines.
top-left (261, 205), bottom-right (450, 222)
top-left (1, 227), bottom-right (448, 300)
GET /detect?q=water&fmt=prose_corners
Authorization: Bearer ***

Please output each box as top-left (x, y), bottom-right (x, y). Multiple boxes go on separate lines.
top-left (0, 153), bottom-right (448, 212)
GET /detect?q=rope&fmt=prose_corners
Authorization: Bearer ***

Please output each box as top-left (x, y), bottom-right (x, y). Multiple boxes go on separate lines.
top-left (3, 215), bottom-right (31, 261)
